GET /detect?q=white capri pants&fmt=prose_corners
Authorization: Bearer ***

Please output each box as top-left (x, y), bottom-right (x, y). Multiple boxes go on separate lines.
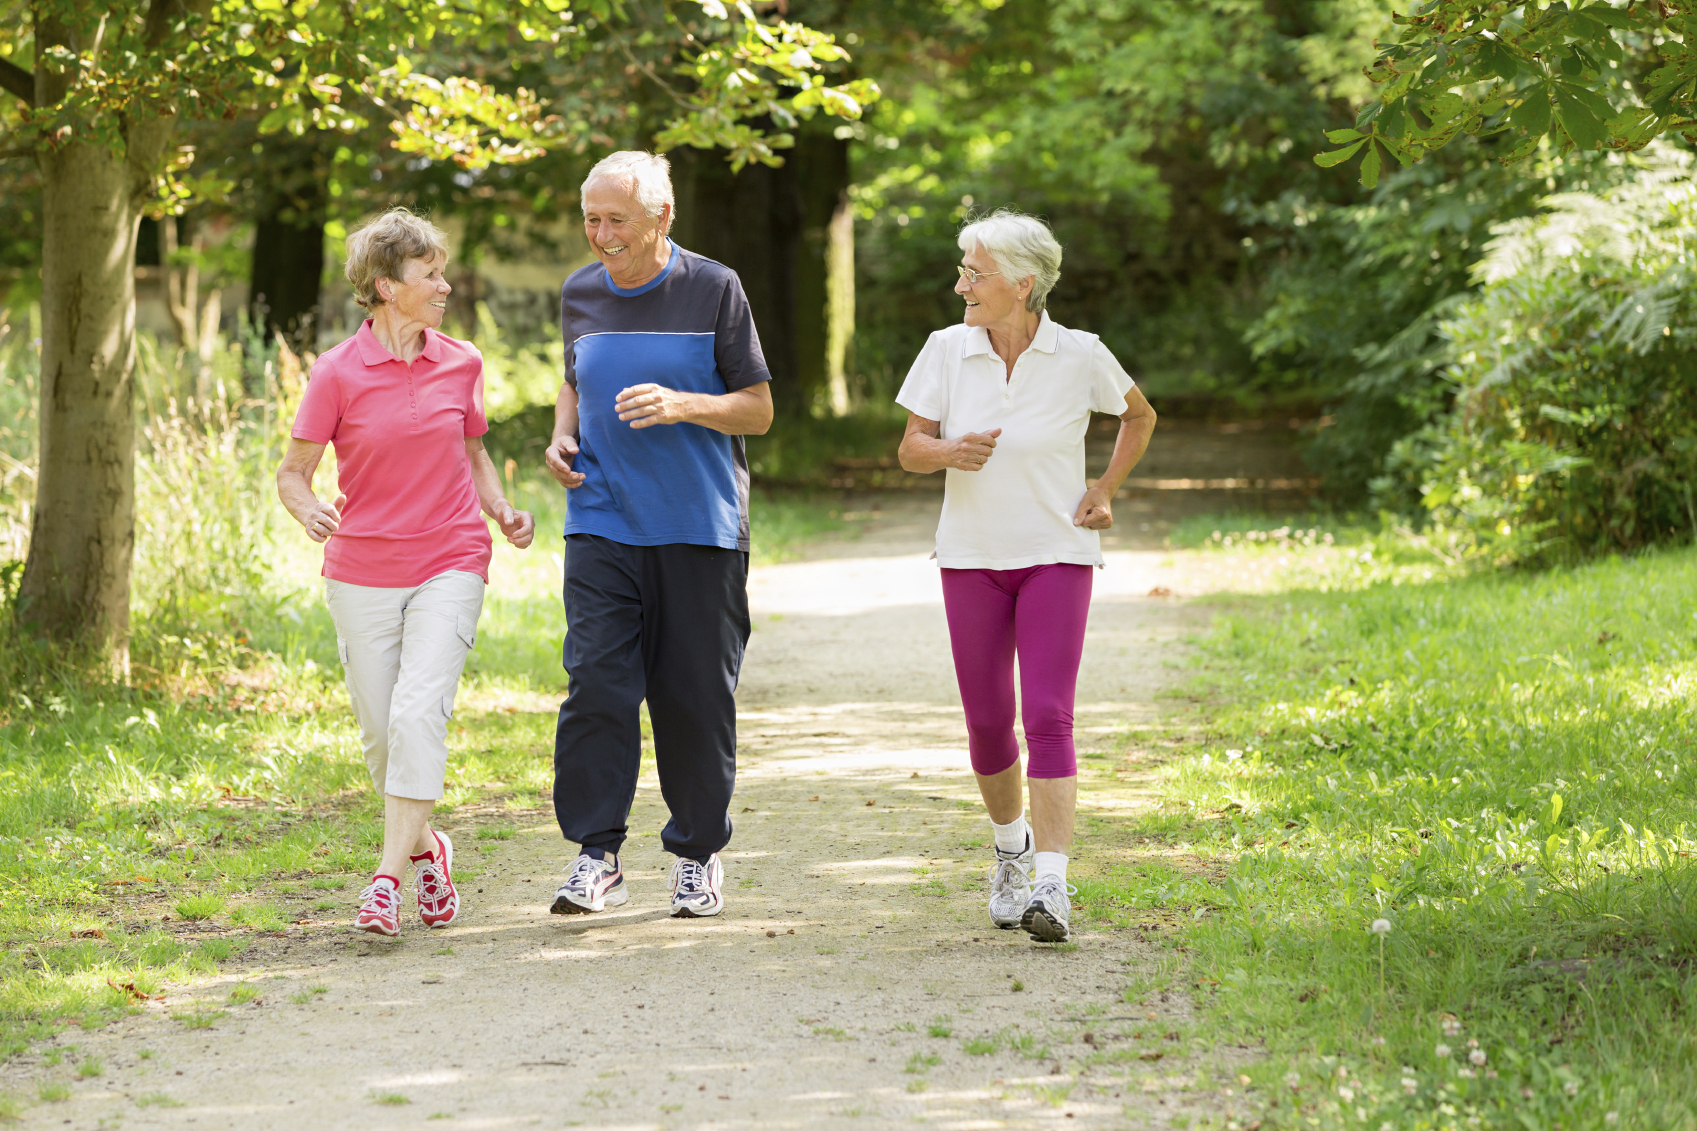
top-left (324, 569), bottom-right (485, 801)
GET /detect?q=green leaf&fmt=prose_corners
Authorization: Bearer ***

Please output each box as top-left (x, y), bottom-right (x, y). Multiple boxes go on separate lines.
top-left (1359, 141), bottom-right (1383, 189)
top-left (1355, 101), bottom-right (1384, 130)
top-left (1325, 128), bottom-right (1365, 144)
top-left (1556, 91), bottom-right (1608, 149)
top-left (1314, 139), bottom-right (1367, 168)
top-left (1477, 41), bottom-right (1520, 82)
top-left (1549, 792), bottom-right (1563, 824)
top-left (1510, 90), bottom-right (1552, 137)
top-left (1578, 5), bottom-right (1636, 29)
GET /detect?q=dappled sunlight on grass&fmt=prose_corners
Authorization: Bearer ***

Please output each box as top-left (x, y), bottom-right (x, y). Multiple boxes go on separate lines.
top-left (1102, 542), bottom-right (1697, 1130)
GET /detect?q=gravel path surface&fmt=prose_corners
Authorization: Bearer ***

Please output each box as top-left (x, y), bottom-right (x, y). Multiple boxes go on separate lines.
top-left (15, 507), bottom-right (1251, 1130)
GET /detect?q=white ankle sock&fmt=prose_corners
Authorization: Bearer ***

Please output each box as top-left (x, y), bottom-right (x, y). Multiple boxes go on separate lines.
top-left (991, 814), bottom-right (1029, 856)
top-left (1034, 851), bottom-right (1068, 885)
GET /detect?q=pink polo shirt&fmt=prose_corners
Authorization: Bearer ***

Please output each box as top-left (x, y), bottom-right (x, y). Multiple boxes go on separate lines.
top-left (291, 320), bottom-right (492, 588)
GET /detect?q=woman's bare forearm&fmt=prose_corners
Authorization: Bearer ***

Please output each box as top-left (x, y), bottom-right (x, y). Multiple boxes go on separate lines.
top-left (464, 437), bottom-right (511, 519)
top-left (899, 431), bottom-right (956, 474)
top-left (1094, 393), bottom-right (1157, 496)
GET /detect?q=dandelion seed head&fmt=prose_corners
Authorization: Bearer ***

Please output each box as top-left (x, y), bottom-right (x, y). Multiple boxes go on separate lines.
top-left (1339, 1086), bottom-right (1356, 1102)
top-left (1435, 1043), bottom-right (1452, 1059)
top-left (1605, 1113), bottom-right (1619, 1125)
top-left (1565, 1081), bottom-right (1580, 1097)
top-left (1371, 918), bottom-right (1392, 935)
top-left (1469, 1048), bottom-right (1487, 1065)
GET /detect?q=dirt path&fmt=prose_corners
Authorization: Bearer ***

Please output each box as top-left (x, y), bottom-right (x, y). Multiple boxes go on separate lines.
top-left (10, 507), bottom-right (1253, 1131)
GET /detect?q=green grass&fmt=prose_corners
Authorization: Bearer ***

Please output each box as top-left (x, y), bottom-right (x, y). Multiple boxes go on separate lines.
top-left (371, 1092), bottom-right (410, 1105)
top-left (37, 1082), bottom-right (68, 1102)
top-left (1101, 540), bottom-right (1697, 1131)
top-left (74, 1055), bottom-right (101, 1078)
top-left (227, 982), bottom-right (259, 1005)
top-left (172, 894), bottom-right (226, 922)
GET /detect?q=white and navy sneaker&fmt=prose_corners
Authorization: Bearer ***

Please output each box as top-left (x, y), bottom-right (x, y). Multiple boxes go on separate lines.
top-left (1021, 877), bottom-right (1077, 942)
top-left (550, 853), bottom-right (628, 914)
top-left (668, 854), bottom-right (724, 918)
top-left (988, 836), bottom-right (1035, 929)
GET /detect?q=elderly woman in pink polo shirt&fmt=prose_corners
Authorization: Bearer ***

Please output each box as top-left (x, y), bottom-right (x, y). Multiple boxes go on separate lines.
top-left (276, 208), bottom-right (535, 936)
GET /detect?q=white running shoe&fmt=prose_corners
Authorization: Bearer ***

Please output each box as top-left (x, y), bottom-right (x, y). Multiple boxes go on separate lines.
top-left (550, 853), bottom-right (628, 914)
top-left (1021, 877), bottom-right (1078, 942)
top-left (988, 836), bottom-right (1035, 929)
top-left (669, 854), bottom-right (724, 918)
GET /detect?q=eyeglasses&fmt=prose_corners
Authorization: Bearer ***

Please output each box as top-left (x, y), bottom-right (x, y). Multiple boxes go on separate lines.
top-left (956, 265), bottom-right (1001, 285)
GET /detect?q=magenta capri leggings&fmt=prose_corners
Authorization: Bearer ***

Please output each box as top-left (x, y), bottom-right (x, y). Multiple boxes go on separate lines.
top-left (940, 563), bottom-right (1092, 779)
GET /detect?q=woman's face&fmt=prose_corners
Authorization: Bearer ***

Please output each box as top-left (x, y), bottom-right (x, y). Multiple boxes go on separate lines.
top-left (381, 255), bottom-right (451, 327)
top-left (955, 244), bottom-right (1030, 328)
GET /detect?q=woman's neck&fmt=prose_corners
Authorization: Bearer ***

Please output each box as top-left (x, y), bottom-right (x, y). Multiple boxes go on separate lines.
top-left (985, 309), bottom-right (1042, 378)
top-left (369, 307), bottom-right (430, 364)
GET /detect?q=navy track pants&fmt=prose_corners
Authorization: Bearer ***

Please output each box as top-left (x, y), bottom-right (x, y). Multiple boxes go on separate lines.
top-left (552, 533), bottom-right (750, 860)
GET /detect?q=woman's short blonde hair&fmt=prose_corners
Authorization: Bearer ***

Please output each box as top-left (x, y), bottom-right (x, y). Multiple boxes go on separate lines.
top-left (345, 208), bottom-right (450, 309)
top-left (957, 208), bottom-right (1063, 313)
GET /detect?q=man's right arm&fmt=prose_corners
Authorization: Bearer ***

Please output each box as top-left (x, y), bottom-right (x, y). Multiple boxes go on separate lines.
top-left (544, 380), bottom-right (586, 488)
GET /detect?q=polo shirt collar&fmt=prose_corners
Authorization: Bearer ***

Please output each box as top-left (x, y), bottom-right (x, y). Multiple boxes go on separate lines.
top-left (959, 310), bottom-right (1058, 358)
top-left (355, 318), bottom-right (443, 366)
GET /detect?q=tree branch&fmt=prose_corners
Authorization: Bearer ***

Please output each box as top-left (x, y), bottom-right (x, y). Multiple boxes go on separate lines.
top-left (0, 145), bottom-right (39, 161)
top-left (0, 56), bottom-right (35, 108)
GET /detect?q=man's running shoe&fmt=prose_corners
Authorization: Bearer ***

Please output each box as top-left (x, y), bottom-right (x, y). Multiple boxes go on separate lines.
top-left (1020, 877), bottom-right (1077, 943)
top-left (669, 854), bottom-right (724, 918)
top-left (550, 853), bottom-right (627, 914)
top-left (356, 876), bottom-right (401, 936)
top-left (414, 830), bottom-right (459, 928)
top-left (988, 835), bottom-right (1035, 929)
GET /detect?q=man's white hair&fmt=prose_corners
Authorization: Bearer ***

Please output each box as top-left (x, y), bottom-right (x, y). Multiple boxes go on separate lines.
top-left (581, 151), bottom-right (676, 231)
top-left (957, 209), bottom-right (1063, 313)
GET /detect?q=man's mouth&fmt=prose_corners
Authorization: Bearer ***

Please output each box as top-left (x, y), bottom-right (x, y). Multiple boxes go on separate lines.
top-left (601, 244), bottom-right (628, 256)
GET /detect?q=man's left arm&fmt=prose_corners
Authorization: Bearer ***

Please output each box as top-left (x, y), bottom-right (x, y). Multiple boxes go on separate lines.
top-left (613, 381), bottom-right (773, 435)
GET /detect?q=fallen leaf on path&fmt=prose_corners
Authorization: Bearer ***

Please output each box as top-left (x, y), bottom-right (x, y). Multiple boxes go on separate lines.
top-left (766, 930), bottom-right (777, 937)
top-left (864, 800), bottom-right (875, 806)
top-left (107, 979), bottom-right (163, 1003)
top-left (1138, 1051), bottom-right (1163, 1061)
top-left (1147, 586), bottom-right (1174, 597)
top-left (76, 929), bottom-right (106, 939)
top-left (808, 796), bottom-right (819, 801)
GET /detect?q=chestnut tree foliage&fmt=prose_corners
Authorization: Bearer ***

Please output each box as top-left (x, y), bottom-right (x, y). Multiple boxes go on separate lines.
top-left (0, 0), bottom-right (873, 657)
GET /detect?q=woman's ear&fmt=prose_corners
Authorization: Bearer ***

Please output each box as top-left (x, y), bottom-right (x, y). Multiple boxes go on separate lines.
top-left (375, 276), bottom-right (392, 303)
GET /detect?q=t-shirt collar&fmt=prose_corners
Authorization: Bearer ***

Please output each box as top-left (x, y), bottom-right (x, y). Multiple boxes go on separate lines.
top-left (604, 241), bottom-right (679, 297)
top-left (356, 318), bottom-right (443, 366)
top-left (960, 310), bottom-right (1058, 358)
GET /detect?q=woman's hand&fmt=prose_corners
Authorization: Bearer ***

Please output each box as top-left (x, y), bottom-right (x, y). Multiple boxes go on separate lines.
top-left (494, 500), bottom-right (536, 549)
top-left (1073, 485), bottom-right (1113, 530)
top-left (303, 493), bottom-right (347, 542)
top-left (945, 428), bottom-right (1001, 471)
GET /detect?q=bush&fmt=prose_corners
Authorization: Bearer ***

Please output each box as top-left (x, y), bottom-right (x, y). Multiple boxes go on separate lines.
top-left (1398, 150), bottom-right (1697, 563)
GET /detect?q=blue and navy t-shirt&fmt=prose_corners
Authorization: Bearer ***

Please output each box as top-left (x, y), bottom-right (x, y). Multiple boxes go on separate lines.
top-left (560, 244), bottom-right (771, 551)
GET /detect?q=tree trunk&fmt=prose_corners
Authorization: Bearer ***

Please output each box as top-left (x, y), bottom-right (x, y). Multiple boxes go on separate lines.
top-left (18, 16), bottom-right (174, 666)
top-left (670, 131), bottom-right (852, 419)
top-left (249, 139), bottom-right (329, 353)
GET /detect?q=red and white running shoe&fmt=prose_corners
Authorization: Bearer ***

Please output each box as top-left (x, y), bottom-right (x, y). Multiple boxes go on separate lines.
top-left (356, 876), bottom-right (401, 936)
top-left (414, 831), bottom-right (459, 928)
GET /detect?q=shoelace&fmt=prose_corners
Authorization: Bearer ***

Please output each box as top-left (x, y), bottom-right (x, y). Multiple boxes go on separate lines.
top-left (416, 859), bottom-right (448, 901)
top-left (565, 856), bottom-right (603, 890)
top-left (673, 859), bottom-right (706, 895)
top-left (1033, 879), bottom-right (1079, 902)
top-left (359, 882), bottom-right (398, 912)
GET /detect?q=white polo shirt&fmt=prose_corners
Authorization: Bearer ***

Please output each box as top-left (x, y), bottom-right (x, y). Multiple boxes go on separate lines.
top-left (896, 311), bottom-right (1134, 570)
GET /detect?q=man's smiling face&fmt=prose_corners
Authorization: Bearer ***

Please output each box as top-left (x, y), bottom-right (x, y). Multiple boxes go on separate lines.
top-left (582, 176), bottom-right (670, 286)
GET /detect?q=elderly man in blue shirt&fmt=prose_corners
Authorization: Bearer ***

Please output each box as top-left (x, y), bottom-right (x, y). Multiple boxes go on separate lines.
top-left (543, 150), bottom-right (774, 919)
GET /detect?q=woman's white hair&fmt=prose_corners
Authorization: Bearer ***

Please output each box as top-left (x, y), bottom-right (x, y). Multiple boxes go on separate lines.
top-left (582, 151), bottom-right (676, 232)
top-left (957, 208), bottom-right (1063, 313)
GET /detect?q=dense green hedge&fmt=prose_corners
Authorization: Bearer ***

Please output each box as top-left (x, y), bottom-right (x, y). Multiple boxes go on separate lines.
top-left (1389, 153), bottom-right (1697, 564)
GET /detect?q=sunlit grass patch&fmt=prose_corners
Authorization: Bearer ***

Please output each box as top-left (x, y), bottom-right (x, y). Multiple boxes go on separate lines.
top-left (172, 894), bottom-right (225, 922)
top-left (1112, 541), bottom-right (1697, 1130)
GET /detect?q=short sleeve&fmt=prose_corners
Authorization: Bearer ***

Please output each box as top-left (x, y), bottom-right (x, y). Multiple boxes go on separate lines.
top-left (465, 362), bottom-right (489, 439)
top-left (1088, 340), bottom-right (1134, 415)
top-left (894, 332), bottom-right (949, 421)
top-left (713, 274), bottom-right (772, 391)
top-left (291, 359), bottom-right (343, 443)
top-left (559, 283), bottom-right (578, 389)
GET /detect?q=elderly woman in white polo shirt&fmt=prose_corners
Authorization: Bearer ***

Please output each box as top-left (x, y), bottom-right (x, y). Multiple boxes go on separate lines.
top-left (896, 209), bottom-right (1157, 942)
